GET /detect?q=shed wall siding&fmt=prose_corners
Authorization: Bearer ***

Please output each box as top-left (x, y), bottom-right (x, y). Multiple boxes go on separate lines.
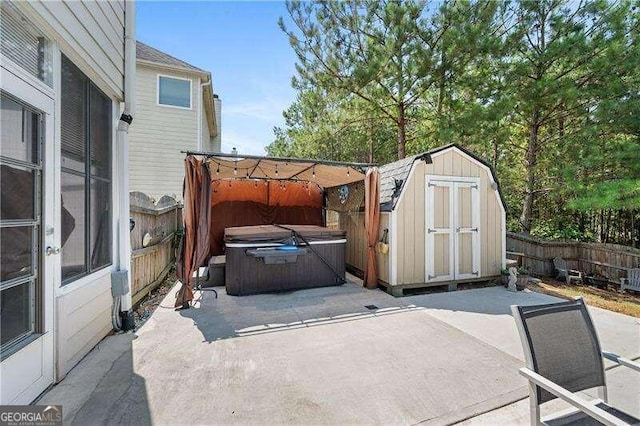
top-left (16, 0), bottom-right (125, 98)
top-left (339, 212), bottom-right (390, 283)
top-left (394, 151), bottom-right (502, 285)
top-left (129, 65), bottom-right (200, 200)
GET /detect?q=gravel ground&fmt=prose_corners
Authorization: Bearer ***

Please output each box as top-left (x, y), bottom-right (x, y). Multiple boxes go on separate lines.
top-left (133, 268), bottom-right (177, 329)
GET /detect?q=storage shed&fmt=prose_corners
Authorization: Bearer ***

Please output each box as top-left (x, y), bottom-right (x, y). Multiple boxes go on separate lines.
top-left (338, 144), bottom-right (506, 296)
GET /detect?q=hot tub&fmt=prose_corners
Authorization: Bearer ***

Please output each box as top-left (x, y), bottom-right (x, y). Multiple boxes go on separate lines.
top-left (224, 225), bottom-right (346, 296)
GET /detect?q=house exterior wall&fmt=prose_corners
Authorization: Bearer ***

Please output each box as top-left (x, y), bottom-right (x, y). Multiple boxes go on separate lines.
top-left (394, 150), bottom-right (503, 285)
top-left (16, 0), bottom-right (125, 99)
top-left (129, 64), bottom-right (200, 201)
top-left (340, 148), bottom-right (504, 288)
top-left (55, 271), bottom-right (113, 377)
top-left (3, 0), bottom-right (130, 394)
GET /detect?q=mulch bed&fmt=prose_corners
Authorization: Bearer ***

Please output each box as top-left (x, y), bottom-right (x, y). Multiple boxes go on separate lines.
top-left (133, 268), bottom-right (177, 329)
top-left (527, 278), bottom-right (640, 318)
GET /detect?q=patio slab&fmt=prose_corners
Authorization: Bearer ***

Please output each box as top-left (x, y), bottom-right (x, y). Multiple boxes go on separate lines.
top-left (38, 282), bottom-right (639, 425)
top-left (41, 280), bottom-right (530, 425)
top-left (403, 286), bottom-right (640, 362)
top-left (404, 286), bottom-right (640, 424)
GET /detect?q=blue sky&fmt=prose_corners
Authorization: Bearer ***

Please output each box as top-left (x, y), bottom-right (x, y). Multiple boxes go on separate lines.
top-left (137, 1), bottom-right (297, 155)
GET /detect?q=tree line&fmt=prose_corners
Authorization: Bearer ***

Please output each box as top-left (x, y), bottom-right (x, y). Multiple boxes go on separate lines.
top-left (267, 0), bottom-right (640, 246)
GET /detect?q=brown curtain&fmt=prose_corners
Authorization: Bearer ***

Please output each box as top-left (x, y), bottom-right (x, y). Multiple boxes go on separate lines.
top-left (175, 156), bottom-right (212, 308)
top-left (208, 180), bottom-right (324, 255)
top-left (363, 168), bottom-right (380, 289)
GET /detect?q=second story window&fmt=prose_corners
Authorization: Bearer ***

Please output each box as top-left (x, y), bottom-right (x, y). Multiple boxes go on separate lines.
top-left (158, 75), bottom-right (191, 109)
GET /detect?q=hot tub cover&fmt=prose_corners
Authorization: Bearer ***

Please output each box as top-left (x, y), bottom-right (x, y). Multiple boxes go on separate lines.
top-left (225, 225), bottom-right (346, 245)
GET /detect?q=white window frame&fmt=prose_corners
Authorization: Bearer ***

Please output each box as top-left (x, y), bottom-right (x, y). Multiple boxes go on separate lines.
top-left (156, 74), bottom-right (192, 110)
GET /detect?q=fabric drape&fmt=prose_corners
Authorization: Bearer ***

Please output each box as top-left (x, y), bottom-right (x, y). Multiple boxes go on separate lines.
top-left (208, 179), bottom-right (324, 255)
top-left (363, 168), bottom-right (380, 289)
top-left (175, 156), bottom-right (211, 308)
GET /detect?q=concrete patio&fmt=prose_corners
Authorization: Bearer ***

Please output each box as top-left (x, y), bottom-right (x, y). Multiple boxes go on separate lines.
top-left (39, 279), bottom-right (640, 425)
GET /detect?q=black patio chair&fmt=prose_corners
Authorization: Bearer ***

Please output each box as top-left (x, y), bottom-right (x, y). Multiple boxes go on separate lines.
top-left (511, 298), bottom-right (640, 426)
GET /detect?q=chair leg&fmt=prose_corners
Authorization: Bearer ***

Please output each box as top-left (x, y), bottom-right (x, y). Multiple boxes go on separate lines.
top-left (529, 383), bottom-right (542, 426)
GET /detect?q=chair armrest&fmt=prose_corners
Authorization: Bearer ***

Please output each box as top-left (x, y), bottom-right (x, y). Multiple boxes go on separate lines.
top-left (602, 351), bottom-right (640, 373)
top-left (519, 367), bottom-right (629, 426)
top-left (568, 269), bottom-right (582, 277)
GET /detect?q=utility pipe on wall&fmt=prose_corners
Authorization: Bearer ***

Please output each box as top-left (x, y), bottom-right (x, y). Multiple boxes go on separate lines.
top-left (114, 0), bottom-right (136, 331)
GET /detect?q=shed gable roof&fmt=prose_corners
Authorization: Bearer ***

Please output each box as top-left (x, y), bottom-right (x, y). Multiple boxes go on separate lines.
top-left (379, 154), bottom-right (420, 209)
top-left (378, 144), bottom-right (506, 211)
top-left (136, 41), bottom-right (206, 74)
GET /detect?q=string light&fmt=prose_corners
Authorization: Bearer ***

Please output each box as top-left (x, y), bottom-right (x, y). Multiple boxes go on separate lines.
top-left (246, 169), bottom-right (250, 178)
top-left (216, 163), bottom-right (220, 176)
top-left (312, 165), bottom-right (316, 179)
top-left (233, 160), bottom-right (237, 176)
top-left (275, 164), bottom-right (278, 176)
top-left (346, 167), bottom-right (350, 176)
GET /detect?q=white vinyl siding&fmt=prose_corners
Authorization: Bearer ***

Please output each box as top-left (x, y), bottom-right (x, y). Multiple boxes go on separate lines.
top-left (55, 271), bottom-right (112, 377)
top-left (129, 65), bottom-right (200, 201)
top-left (12, 0), bottom-right (125, 99)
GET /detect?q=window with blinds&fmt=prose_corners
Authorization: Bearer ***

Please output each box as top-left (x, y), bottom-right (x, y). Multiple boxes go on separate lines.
top-left (60, 55), bottom-right (112, 283)
top-left (0, 3), bottom-right (53, 86)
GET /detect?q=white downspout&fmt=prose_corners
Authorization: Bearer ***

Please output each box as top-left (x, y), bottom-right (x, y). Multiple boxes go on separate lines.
top-left (115, 0), bottom-right (136, 330)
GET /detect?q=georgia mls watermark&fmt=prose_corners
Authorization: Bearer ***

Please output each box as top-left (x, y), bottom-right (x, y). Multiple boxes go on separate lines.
top-left (0, 405), bottom-right (62, 426)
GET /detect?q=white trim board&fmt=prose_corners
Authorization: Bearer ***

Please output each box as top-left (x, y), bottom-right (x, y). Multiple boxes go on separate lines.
top-left (430, 147), bottom-right (507, 268)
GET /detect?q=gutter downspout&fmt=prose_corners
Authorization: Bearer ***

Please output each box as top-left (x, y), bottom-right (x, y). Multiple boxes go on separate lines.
top-left (115, 0), bottom-right (136, 331)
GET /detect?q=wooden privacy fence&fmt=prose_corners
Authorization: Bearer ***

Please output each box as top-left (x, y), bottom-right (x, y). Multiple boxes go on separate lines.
top-left (130, 192), bottom-right (182, 306)
top-left (507, 232), bottom-right (640, 283)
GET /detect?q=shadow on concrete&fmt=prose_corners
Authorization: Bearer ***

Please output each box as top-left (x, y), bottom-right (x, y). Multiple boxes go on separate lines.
top-left (39, 333), bottom-right (152, 426)
top-left (178, 281), bottom-right (409, 343)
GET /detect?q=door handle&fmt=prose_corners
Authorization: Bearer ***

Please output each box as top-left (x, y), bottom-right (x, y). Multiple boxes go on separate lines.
top-left (46, 246), bottom-right (61, 256)
top-left (457, 227), bottom-right (478, 232)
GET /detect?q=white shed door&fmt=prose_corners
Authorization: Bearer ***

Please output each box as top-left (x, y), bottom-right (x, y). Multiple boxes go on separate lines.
top-left (426, 177), bottom-right (480, 282)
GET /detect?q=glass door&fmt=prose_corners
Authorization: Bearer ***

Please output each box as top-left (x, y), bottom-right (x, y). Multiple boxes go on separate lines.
top-left (0, 71), bottom-right (55, 405)
top-left (0, 93), bottom-right (43, 354)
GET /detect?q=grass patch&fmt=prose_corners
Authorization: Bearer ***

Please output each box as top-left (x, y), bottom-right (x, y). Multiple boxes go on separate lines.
top-left (527, 280), bottom-right (640, 318)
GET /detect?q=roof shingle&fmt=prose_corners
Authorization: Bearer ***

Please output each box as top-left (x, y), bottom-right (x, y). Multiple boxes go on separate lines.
top-left (377, 143), bottom-right (506, 211)
top-left (136, 41), bottom-right (207, 74)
